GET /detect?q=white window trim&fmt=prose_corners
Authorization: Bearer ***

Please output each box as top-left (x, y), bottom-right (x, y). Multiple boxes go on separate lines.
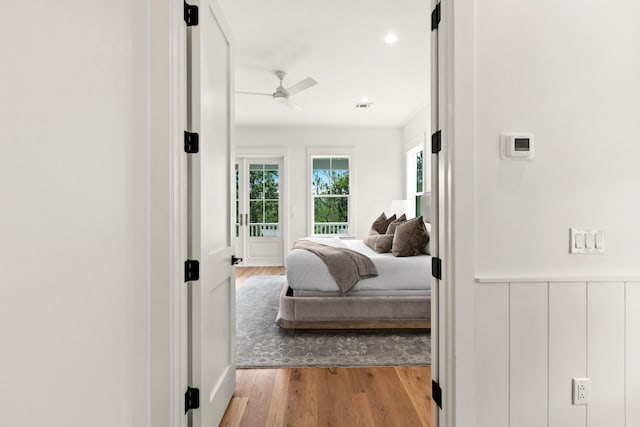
top-left (406, 133), bottom-right (429, 217)
top-left (307, 147), bottom-right (356, 238)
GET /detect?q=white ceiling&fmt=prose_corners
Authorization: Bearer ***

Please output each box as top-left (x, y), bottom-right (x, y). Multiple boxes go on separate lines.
top-left (218, 0), bottom-right (430, 127)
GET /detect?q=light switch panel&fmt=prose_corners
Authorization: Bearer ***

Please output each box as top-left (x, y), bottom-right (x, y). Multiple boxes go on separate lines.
top-left (570, 228), bottom-right (606, 254)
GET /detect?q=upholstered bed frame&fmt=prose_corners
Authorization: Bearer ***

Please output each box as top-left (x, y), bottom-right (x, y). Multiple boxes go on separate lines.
top-left (275, 283), bottom-right (431, 330)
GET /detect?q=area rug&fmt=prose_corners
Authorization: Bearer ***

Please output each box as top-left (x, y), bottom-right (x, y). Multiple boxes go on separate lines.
top-left (236, 275), bottom-right (430, 368)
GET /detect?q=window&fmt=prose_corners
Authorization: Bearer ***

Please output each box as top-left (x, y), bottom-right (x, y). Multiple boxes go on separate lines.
top-left (311, 157), bottom-right (351, 236)
top-left (414, 150), bottom-right (424, 217)
top-left (248, 163), bottom-right (280, 237)
top-left (407, 140), bottom-right (427, 218)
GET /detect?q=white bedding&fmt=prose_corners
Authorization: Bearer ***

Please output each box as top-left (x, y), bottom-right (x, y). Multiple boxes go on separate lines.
top-left (285, 238), bottom-right (432, 293)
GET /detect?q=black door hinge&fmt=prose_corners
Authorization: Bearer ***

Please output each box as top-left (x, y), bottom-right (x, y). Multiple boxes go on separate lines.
top-left (184, 131), bottom-right (199, 154)
top-left (185, 387), bottom-right (200, 413)
top-left (184, 259), bottom-right (200, 282)
top-left (432, 380), bottom-right (442, 409)
top-left (431, 3), bottom-right (441, 31)
top-left (184, 1), bottom-right (199, 26)
top-left (432, 257), bottom-right (442, 280)
top-left (431, 130), bottom-right (442, 154)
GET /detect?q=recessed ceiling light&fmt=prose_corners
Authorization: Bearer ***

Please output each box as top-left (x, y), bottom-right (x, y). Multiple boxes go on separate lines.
top-left (384, 32), bottom-right (398, 44)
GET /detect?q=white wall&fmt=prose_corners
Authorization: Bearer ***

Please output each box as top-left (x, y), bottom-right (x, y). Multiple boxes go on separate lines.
top-left (403, 106), bottom-right (429, 152)
top-left (236, 126), bottom-right (404, 247)
top-left (474, 0), bottom-right (640, 278)
top-left (402, 107), bottom-right (431, 199)
top-left (0, 2), bottom-right (150, 426)
top-left (447, 0), bottom-right (640, 425)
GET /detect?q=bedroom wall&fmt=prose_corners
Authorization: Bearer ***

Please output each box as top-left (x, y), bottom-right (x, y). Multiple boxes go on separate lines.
top-left (402, 106), bottom-right (429, 152)
top-left (451, 0), bottom-right (640, 425)
top-left (235, 126), bottom-right (404, 247)
top-left (402, 107), bottom-right (431, 197)
top-left (0, 2), bottom-right (150, 426)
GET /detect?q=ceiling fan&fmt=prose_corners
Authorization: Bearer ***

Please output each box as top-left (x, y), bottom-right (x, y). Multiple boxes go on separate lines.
top-left (237, 70), bottom-right (317, 112)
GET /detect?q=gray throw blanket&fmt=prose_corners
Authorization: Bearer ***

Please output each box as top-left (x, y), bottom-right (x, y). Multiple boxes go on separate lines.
top-left (292, 240), bottom-right (378, 294)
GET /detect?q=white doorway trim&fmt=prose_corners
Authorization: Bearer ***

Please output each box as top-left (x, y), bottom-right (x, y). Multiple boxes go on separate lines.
top-left (236, 146), bottom-right (290, 264)
top-left (148, 0), bottom-right (189, 426)
top-left (432, 1), bottom-right (477, 426)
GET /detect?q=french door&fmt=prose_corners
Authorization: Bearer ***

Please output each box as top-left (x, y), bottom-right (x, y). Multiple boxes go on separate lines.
top-left (235, 158), bottom-right (284, 266)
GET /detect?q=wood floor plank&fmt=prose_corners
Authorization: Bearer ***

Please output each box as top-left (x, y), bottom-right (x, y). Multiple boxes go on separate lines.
top-left (264, 369), bottom-right (290, 427)
top-left (239, 369), bottom-right (277, 426)
top-left (358, 367), bottom-right (424, 427)
top-left (283, 368), bottom-right (319, 427)
top-left (234, 368), bottom-right (257, 398)
top-left (220, 397), bottom-right (248, 427)
top-left (351, 392), bottom-right (378, 427)
top-left (395, 366), bottom-right (432, 427)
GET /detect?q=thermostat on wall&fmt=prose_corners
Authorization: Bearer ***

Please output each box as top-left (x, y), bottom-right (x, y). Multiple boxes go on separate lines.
top-left (500, 133), bottom-right (535, 160)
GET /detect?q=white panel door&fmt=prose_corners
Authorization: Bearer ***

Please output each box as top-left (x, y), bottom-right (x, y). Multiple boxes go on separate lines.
top-left (187, 1), bottom-right (236, 426)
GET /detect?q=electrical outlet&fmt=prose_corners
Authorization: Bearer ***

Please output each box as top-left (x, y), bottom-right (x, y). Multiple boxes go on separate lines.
top-left (572, 378), bottom-right (590, 405)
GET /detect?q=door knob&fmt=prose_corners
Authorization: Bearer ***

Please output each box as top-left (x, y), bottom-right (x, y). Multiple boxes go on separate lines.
top-left (231, 255), bottom-right (243, 265)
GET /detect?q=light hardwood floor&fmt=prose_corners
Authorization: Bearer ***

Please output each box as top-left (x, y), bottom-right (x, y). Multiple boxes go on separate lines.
top-left (225, 266), bottom-right (433, 427)
top-left (221, 367), bottom-right (432, 427)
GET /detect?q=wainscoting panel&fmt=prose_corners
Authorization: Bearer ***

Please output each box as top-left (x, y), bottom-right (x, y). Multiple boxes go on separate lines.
top-left (509, 283), bottom-right (548, 427)
top-left (548, 283), bottom-right (587, 427)
top-left (475, 283), bottom-right (509, 427)
top-left (475, 279), bottom-right (639, 427)
top-left (625, 282), bottom-right (640, 427)
top-left (587, 282), bottom-right (625, 427)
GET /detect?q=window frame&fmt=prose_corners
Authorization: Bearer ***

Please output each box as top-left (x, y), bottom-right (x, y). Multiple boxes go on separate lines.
top-left (406, 134), bottom-right (428, 218)
top-left (307, 147), bottom-right (356, 237)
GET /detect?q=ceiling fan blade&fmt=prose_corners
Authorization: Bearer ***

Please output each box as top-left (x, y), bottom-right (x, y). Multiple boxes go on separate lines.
top-left (236, 91), bottom-right (272, 97)
top-left (280, 98), bottom-right (303, 112)
top-left (285, 77), bottom-right (317, 96)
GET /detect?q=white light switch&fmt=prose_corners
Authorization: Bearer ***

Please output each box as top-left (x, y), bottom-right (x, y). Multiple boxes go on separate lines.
top-left (585, 233), bottom-right (595, 249)
top-left (570, 228), bottom-right (606, 254)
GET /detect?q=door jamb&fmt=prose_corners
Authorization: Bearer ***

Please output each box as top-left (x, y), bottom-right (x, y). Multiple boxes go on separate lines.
top-left (168, 0), bottom-right (189, 425)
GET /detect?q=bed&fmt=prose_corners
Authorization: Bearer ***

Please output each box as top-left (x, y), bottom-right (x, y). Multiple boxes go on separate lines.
top-left (276, 237), bottom-right (432, 330)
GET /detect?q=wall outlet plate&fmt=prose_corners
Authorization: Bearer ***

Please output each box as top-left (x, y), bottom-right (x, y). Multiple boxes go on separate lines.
top-left (572, 378), bottom-right (590, 405)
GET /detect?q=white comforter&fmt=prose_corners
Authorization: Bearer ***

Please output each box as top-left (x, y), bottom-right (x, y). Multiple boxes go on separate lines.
top-left (285, 238), bottom-right (432, 293)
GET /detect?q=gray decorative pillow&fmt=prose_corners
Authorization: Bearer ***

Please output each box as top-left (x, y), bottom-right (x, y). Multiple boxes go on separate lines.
top-left (391, 216), bottom-right (430, 257)
top-left (385, 214), bottom-right (407, 235)
top-left (364, 231), bottom-right (393, 253)
top-left (363, 229), bottom-right (380, 250)
top-left (374, 235), bottom-right (394, 253)
top-left (371, 212), bottom-right (396, 234)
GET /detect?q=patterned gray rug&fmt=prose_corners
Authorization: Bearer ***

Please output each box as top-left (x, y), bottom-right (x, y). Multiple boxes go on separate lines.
top-left (236, 275), bottom-right (430, 368)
